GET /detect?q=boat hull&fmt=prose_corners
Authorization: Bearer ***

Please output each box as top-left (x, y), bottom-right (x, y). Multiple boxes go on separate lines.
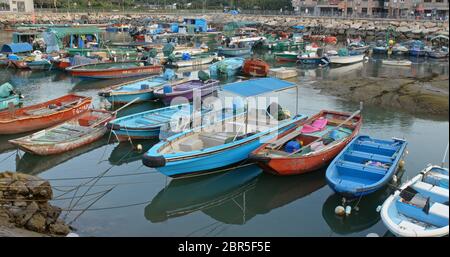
top-left (154, 80), bottom-right (219, 106)
top-left (67, 62), bottom-right (163, 79)
top-left (242, 59), bottom-right (269, 77)
top-left (0, 95), bottom-right (91, 134)
top-left (104, 92), bottom-right (155, 104)
top-left (218, 48), bottom-right (252, 57)
top-left (143, 116), bottom-right (306, 177)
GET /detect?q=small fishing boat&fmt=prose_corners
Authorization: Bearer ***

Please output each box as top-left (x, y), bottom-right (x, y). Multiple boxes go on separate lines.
top-left (142, 78), bottom-right (308, 177)
top-left (0, 94), bottom-right (91, 134)
top-left (326, 135), bottom-right (408, 197)
top-left (166, 53), bottom-right (218, 68)
top-left (107, 104), bottom-right (194, 142)
top-left (0, 82), bottom-right (21, 111)
top-left (9, 109), bottom-right (115, 155)
top-left (274, 51), bottom-right (298, 62)
top-left (242, 58), bottom-right (269, 77)
top-left (153, 79), bottom-right (220, 106)
top-left (98, 70), bottom-right (178, 104)
top-left (217, 45), bottom-right (252, 57)
top-left (66, 61), bottom-right (163, 79)
top-left (383, 59), bottom-right (412, 66)
top-left (329, 54), bottom-right (367, 65)
top-left (209, 57), bottom-right (244, 77)
top-left (249, 110), bottom-right (362, 176)
top-left (380, 165), bottom-right (449, 237)
top-left (427, 48), bottom-right (449, 59)
top-left (297, 49), bottom-right (329, 66)
top-left (392, 44), bottom-right (409, 55)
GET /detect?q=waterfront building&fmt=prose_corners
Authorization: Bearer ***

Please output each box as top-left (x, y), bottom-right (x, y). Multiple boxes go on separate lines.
top-left (0, 0), bottom-right (34, 13)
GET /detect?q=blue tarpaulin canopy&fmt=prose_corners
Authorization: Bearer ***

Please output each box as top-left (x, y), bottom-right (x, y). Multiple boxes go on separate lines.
top-left (1, 43), bottom-right (33, 53)
top-left (292, 25), bottom-right (305, 30)
top-left (223, 78), bottom-right (297, 97)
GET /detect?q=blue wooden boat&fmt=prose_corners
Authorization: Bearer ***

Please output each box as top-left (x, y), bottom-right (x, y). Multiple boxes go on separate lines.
top-left (98, 69), bottom-right (177, 104)
top-left (142, 78), bottom-right (308, 177)
top-left (26, 59), bottom-right (52, 70)
top-left (326, 135), bottom-right (408, 197)
top-left (217, 45), bottom-right (252, 57)
top-left (209, 57), bottom-right (244, 77)
top-left (297, 56), bottom-right (329, 66)
top-left (380, 165), bottom-right (449, 237)
top-left (107, 104), bottom-right (194, 142)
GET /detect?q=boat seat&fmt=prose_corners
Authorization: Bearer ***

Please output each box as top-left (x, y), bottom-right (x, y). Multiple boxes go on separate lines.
top-left (423, 172), bottom-right (449, 188)
top-left (354, 140), bottom-right (398, 151)
top-left (179, 139), bottom-right (203, 152)
top-left (429, 202), bottom-right (449, 222)
top-left (412, 181), bottom-right (449, 204)
top-left (346, 150), bottom-right (395, 163)
top-left (337, 160), bottom-right (388, 175)
top-left (199, 132), bottom-right (236, 148)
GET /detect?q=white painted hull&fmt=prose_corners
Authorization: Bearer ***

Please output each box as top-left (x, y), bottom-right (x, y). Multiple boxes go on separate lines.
top-left (329, 54), bottom-right (366, 65)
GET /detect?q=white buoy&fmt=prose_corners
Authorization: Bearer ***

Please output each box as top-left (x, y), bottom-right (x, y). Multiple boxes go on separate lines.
top-left (366, 233), bottom-right (379, 237)
top-left (376, 205), bottom-right (382, 212)
top-left (335, 206), bottom-right (345, 216)
top-left (136, 144), bottom-right (143, 152)
top-left (345, 206), bottom-right (352, 216)
top-left (354, 206), bottom-right (359, 212)
top-left (392, 175), bottom-right (398, 183)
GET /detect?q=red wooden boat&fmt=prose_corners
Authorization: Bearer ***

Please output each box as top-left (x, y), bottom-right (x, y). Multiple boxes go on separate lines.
top-left (249, 110), bottom-right (362, 176)
top-left (242, 58), bottom-right (270, 77)
top-left (9, 109), bottom-right (115, 155)
top-left (0, 94), bottom-right (91, 134)
top-left (10, 60), bottom-right (29, 69)
top-left (66, 61), bottom-right (163, 79)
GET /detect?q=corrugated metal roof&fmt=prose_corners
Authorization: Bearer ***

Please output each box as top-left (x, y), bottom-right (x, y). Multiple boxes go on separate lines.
top-left (1, 43), bottom-right (33, 53)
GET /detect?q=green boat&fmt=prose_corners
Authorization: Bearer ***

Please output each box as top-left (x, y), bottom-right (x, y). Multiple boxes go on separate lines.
top-left (274, 51), bottom-right (299, 62)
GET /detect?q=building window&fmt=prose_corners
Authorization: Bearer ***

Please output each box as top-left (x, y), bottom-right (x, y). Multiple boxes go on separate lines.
top-left (423, 0), bottom-right (431, 2)
top-left (0, 0), bottom-right (10, 11)
top-left (436, 0), bottom-right (443, 2)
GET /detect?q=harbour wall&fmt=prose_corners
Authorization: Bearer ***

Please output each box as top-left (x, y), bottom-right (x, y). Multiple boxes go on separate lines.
top-left (1, 12), bottom-right (448, 42)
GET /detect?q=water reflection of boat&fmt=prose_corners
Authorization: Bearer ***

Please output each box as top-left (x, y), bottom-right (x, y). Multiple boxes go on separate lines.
top-left (108, 140), bottom-right (158, 166)
top-left (145, 165), bottom-right (326, 225)
top-left (145, 165), bottom-right (262, 223)
top-left (15, 138), bottom-right (109, 175)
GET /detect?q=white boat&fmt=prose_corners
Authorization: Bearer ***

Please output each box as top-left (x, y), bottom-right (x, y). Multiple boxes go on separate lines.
top-left (169, 54), bottom-right (220, 68)
top-left (329, 54), bottom-right (367, 65)
top-left (380, 165), bottom-right (449, 237)
top-left (383, 59), bottom-right (412, 67)
top-left (268, 67), bottom-right (298, 79)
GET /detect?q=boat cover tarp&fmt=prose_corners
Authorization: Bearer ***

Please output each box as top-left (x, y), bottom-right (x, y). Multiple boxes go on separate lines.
top-left (223, 77), bottom-right (296, 97)
top-left (43, 32), bottom-right (60, 53)
top-left (0, 82), bottom-right (14, 98)
top-left (1, 43), bottom-right (32, 53)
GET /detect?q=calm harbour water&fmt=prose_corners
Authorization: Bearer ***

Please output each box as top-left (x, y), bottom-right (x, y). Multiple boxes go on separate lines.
top-left (0, 31), bottom-right (448, 236)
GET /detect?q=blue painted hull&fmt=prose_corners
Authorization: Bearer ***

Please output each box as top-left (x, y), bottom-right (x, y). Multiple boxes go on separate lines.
top-left (218, 48), bottom-right (252, 57)
top-left (145, 115), bottom-right (306, 177)
top-left (326, 135), bottom-right (407, 198)
top-left (105, 92), bottom-right (155, 104)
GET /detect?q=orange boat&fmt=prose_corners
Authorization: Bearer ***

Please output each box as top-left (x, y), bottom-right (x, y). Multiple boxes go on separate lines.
top-left (249, 110), bottom-right (362, 176)
top-left (0, 94), bottom-right (92, 134)
top-left (242, 58), bottom-right (270, 77)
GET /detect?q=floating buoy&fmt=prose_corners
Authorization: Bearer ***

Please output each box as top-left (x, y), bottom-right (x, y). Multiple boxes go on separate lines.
top-left (366, 233), bottom-right (379, 237)
top-left (335, 206), bottom-right (345, 216)
top-left (345, 206), bottom-right (352, 216)
top-left (399, 160), bottom-right (405, 169)
top-left (354, 206), bottom-right (359, 212)
top-left (136, 144), bottom-right (143, 152)
top-left (392, 174), bottom-right (398, 183)
top-left (376, 205), bottom-right (382, 212)
top-left (405, 150), bottom-right (409, 155)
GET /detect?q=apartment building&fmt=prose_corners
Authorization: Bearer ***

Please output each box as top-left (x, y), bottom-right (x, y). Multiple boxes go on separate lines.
top-left (292, 0), bottom-right (449, 18)
top-left (0, 0), bottom-right (34, 13)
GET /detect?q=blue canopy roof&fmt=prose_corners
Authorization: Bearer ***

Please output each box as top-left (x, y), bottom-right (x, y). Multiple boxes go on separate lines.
top-left (292, 25), bottom-right (305, 30)
top-left (1, 43), bottom-right (33, 53)
top-left (223, 78), bottom-right (297, 97)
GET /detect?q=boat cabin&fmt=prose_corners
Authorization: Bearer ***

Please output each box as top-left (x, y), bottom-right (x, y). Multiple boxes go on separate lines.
top-left (183, 18), bottom-right (207, 33)
top-left (44, 26), bottom-right (102, 53)
top-left (12, 31), bottom-right (41, 44)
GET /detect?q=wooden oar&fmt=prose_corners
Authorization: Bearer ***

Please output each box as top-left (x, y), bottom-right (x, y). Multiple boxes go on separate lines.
top-left (287, 109), bottom-right (362, 157)
top-left (112, 97), bottom-right (141, 115)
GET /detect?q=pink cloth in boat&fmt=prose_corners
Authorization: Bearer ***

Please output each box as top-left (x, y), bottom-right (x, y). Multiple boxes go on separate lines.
top-left (301, 117), bottom-right (328, 133)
